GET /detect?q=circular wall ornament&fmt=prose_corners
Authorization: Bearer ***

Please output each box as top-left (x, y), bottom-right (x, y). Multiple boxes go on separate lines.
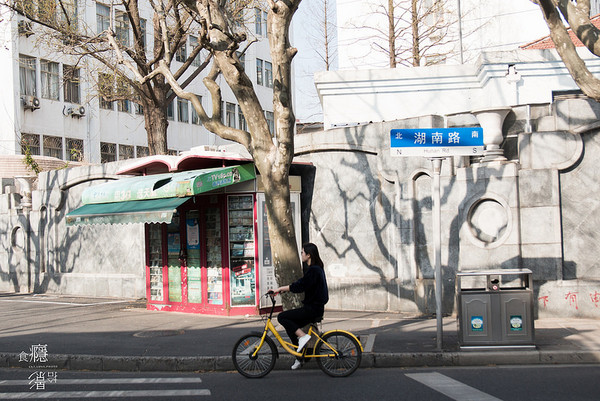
top-left (466, 196), bottom-right (511, 248)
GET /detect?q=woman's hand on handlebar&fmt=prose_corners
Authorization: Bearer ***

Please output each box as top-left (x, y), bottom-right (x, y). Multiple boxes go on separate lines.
top-left (270, 285), bottom-right (290, 295)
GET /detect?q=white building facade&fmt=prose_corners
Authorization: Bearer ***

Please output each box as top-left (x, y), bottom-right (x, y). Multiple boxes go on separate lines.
top-left (0, 1), bottom-right (275, 165)
top-left (315, 48), bottom-right (600, 129)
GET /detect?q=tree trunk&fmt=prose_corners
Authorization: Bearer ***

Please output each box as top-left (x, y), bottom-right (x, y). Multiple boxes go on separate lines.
top-left (144, 105), bottom-right (169, 155)
top-left (536, 0), bottom-right (600, 101)
top-left (412, 0), bottom-right (420, 66)
top-left (388, 0), bottom-right (396, 68)
top-left (259, 166), bottom-right (303, 307)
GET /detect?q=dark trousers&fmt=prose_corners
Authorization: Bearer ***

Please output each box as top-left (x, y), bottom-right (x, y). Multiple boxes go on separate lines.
top-left (277, 306), bottom-right (322, 346)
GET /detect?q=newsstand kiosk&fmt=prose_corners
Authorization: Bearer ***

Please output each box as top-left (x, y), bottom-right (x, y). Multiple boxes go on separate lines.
top-left (67, 156), bottom-right (303, 317)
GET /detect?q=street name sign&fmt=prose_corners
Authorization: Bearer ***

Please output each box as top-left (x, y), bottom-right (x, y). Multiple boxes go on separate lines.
top-left (390, 127), bottom-right (484, 157)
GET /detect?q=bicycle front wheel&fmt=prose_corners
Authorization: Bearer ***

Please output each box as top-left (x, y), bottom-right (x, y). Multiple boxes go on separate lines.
top-left (232, 333), bottom-right (277, 378)
top-left (316, 331), bottom-right (362, 377)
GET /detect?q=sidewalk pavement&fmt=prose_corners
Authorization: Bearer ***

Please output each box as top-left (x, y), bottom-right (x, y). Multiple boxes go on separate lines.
top-left (1, 293), bottom-right (599, 372)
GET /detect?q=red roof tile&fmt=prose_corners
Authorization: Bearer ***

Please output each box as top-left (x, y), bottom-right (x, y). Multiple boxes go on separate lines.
top-left (521, 14), bottom-right (600, 49)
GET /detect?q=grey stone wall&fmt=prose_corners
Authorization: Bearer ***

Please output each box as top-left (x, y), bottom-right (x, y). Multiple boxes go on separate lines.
top-left (296, 99), bottom-right (600, 318)
top-left (0, 162), bottom-right (146, 298)
top-left (2, 98), bottom-right (600, 318)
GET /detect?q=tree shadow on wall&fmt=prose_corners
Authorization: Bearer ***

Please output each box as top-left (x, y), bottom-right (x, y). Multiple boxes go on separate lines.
top-left (301, 122), bottom-right (547, 315)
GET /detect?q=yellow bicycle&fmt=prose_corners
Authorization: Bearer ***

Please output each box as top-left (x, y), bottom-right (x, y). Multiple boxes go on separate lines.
top-left (232, 292), bottom-right (363, 378)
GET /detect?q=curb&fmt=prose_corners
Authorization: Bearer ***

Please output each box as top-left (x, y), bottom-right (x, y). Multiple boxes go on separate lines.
top-left (2, 350), bottom-right (599, 372)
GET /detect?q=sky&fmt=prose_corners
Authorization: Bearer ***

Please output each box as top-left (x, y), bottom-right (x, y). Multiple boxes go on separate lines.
top-left (291, 0), bottom-right (336, 123)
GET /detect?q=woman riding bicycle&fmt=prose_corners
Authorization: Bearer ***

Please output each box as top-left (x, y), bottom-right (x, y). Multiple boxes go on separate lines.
top-left (271, 242), bottom-right (329, 370)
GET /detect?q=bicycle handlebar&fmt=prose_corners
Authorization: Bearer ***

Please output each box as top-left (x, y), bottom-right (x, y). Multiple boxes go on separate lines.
top-left (265, 291), bottom-right (277, 307)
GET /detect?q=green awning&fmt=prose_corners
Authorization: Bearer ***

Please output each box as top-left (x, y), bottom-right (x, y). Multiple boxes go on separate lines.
top-left (66, 197), bottom-right (190, 226)
top-left (67, 164), bottom-right (256, 226)
top-left (81, 163), bottom-right (255, 204)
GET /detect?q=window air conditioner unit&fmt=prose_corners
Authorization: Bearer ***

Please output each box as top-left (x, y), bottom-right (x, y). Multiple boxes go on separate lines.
top-left (18, 21), bottom-right (34, 37)
top-left (21, 95), bottom-right (40, 110)
top-left (68, 105), bottom-right (86, 118)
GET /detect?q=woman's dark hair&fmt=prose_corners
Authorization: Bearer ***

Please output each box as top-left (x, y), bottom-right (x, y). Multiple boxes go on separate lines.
top-left (303, 242), bottom-right (324, 269)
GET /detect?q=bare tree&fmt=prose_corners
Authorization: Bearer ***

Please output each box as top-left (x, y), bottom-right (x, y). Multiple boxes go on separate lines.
top-left (347, 0), bottom-right (456, 68)
top-left (533, 0), bottom-right (600, 100)
top-left (9, 0), bottom-right (302, 303)
top-left (306, 0), bottom-right (337, 71)
top-left (292, 0), bottom-right (336, 124)
top-left (7, 0), bottom-right (216, 155)
top-left (133, 0), bottom-right (303, 302)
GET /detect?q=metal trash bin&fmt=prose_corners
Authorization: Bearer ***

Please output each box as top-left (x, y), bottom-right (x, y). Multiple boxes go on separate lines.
top-left (456, 269), bottom-right (535, 349)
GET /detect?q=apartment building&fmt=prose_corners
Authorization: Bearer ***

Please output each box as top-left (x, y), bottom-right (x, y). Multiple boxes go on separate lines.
top-left (0, 1), bottom-right (274, 165)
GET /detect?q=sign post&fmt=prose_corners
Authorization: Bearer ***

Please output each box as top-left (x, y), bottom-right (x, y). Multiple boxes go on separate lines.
top-left (390, 127), bottom-right (484, 351)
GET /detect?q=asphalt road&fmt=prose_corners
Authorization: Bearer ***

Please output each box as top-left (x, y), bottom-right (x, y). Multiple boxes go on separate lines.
top-left (2, 364), bottom-right (600, 400)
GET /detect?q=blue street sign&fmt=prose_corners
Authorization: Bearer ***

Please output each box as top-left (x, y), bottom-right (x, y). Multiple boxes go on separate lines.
top-left (390, 127), bottom-right (484, 157)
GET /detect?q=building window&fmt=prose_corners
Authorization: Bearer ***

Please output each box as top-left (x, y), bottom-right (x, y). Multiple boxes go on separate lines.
top-left (119, 144), bottom-right (134, 160)
top-left (59, 0), bottom-right (77, 30)
top-left (191, 95), bottom-right (202, 125)
top-left (21, 133), bottom-right (40, 155)
top-left (255, 8), bottom-right (263, 35)
top-left (117, 99), bottom-right (130, 112)
top-left (41, 60), bottom-right (59, 100)
top-left (135, 101), bottom-right (144, 115)
top-left (226, 102), bottom-right (236, 128)
top-left (116, 79), bottom-right (131, 113)
top-left (189, 35), bottom-right (202, 67)
top-left (19, 55), bottom-right (37, 96)
top-left (98, 73), bottom-right (114, 110)
top-left (38, 0), bottom-right (57, 24)
top-left (177, 97), bottom-right (189, 123)
top-left (262, 10), bottom-right (268, 37)
top-left (66, 138), bottom-right (84, 161)
top-left (255, 9), bottom-right (267, 36)
top-left (43, 135), bottom-right (63, 159)
top-left (136, 145), bottom-right (149, 157)
top-left (236, 51), bottom-right (245, 71)
top-left (139, 18), bottom-right (147, 51)
top-left (256, 59), bottom-right (263, 86)
top-left (238, 105), bottom-right (247, 131)
top-left (265, 111), bottom-right (274, 135)
top-left (100, 142), bottom-right (116, 163)
top-left (96, 3), bottom-right (110, 34)
top-left (264, 61), bottom-right (273, 88)
top-left (167, 99), bottom-right (174, 121)
top-left (175, 38), bottom-right (187, 63)
top-left (63, 65), bottom-right (80, 104)
top-left (115, 10), bottom-right (130, 47)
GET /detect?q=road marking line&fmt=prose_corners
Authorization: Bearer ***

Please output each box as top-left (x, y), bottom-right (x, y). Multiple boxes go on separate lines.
top-left (0, 299), bottom-right (132, 307)
top-left (405, 372), bottom-right (503, 401)
top-left (0, 377), bottom-right (204, 386)
top-left (363, 334), bottom-right (376, 352)
top-left (0, 389), bottom-right (211, 399)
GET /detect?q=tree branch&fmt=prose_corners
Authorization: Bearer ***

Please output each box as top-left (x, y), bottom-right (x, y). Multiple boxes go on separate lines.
top-left (536, 0), bottom-right (600, 100)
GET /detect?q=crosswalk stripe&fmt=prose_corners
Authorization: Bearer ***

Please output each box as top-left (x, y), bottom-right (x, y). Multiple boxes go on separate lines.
top-left (0, 389), bottom-right (211, 399)
top-left (363, 334), bottom-right (376, 352)
top-left (405, 372), bottom-right (502, 401)
top-left (0, 377), bottom-right (203, 386)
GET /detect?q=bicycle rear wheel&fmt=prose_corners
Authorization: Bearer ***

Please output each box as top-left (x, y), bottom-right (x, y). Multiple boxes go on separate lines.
top-left (316, 331), bottom-right (362, 377)
top-left (232, 333), bottom-right (277, 378)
